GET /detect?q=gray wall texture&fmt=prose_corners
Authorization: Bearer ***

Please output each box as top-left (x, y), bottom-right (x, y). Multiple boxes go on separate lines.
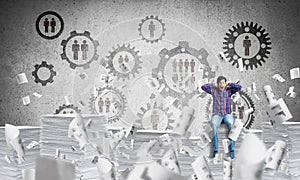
top-left (0, 0), bottom-right (299, 129)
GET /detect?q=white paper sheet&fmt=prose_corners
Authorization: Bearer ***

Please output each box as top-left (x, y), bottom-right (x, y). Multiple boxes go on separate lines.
top-left (290, 67), bottom-right (300, 80)
top-left (16, 73), bottom-right (28, 84)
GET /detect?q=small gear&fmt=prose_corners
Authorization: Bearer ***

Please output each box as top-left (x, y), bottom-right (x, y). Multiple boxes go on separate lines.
top-left (32, 61), bottom-right (56, 86)
top-left (54, 104), bottom-right (81, 114)
top-left (204, 90), bottom-right (255, 129)
top-left (136, 102), bottom-right (175, 130)
top-left (61, 31), bottom-right (99, 69)
top-left (152, 41), bottom-right (216, 106)
top-left (102, 44), bottom-right (142, 81)
top-left (138, 15), bottom-right (166, 43)
top-left (89, 86), bottom-right (127, 123)
top-left (223, 21), bottom-right (271, 70)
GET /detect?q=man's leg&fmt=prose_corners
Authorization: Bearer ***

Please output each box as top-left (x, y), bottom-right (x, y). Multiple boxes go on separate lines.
top-left (210, 114), bottom-right (222, 157)
top-left (224, 114), bottom-right (235, 158)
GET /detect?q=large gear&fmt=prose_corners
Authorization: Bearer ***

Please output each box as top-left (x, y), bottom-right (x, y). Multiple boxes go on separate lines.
top-left (32, 61), bottom-right (56, 86)
top-left (61, 31), bottom-right (99, 69)
top-left (138, 15), bottom-right (166, 43)
top-left (136, 101), bottom-right (175, 130)
top-left (152, 41), bottom-right (216, 106)
top-left (223, 21), bottom-right (271, 70)
top-left (89, 86), bottom-right (127, 123)
top-left (204, 90), bottom-right (256, 129)
top-left (54, 104), bottom-right (81, 114)
top-left (102, 44), bottom-right (142, 81)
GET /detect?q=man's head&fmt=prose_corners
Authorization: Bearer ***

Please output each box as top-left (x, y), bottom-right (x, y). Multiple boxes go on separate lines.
top-left (216, 76), bottom-right (227, 91)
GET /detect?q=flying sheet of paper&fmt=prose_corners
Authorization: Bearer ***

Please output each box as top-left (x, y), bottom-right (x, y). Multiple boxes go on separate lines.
top-left (238, 58), bottom-right (244, 72)
top-left (272, 74), bottom-right (286, 82)
top-left (244, 108), bottom-right (254, 116)
top-left (172, 106), bottom-right (195, 138)
top-left (219, 52), bottom-right (229, 61)
top-left (97, 157), bottom-right (116, 180)
top-left (265, 140), bottom-right (287, 175)
top-left (126, 161), bottom-right (188, 180)
top-left (67, 113), bottom-right (89, 149)
top-left (64, 96), bottom-right (71, 105)
top-left (16, 73), bottom-right (28, 84)
top-left (79, 72), bottom-right (87, 80)
top-left (222, 139), bottom-right (230, 154)
top-left (254, 94), bottom-right (260, 101)
top-left (213, 152), bottom-right (223, 164)
top-left (223, 158), bottom-right (233, 180)
top-left (286, 86), bottom-right (297, 98)
top-left (35, 156), bottom-right (75, 180)
top-left (22, 96), bottom-right (30, 106)
top-left (4, 154), bottom-right (11, 164)
top-left (5, 124), bottom-right (25, 163)
top-left (109, 129), bottom-right (126, 150)
top-left (290, 67), bottom-right (300, 80)
top-left (26, 140), bottom-right (39, 150)
top-left (235, 133), bottom-right (266, 180)
top-left (192, 156), bottom-right (213, 180)
top-left (228, 119), bottom-right (244, 141)
top-left (33, 92), bottom-right (43, 98)
top-left (179, 145), bottom-right (201, 157)
top-left (160, 148), bottom-right (181, 174)
top-left (252, 82), bottom-right (256, 92)
top-left (267, 98), bottom-right (293, 126)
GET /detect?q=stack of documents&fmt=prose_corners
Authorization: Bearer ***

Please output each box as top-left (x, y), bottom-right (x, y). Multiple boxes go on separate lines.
top-left (40, 114), bottom-right (107, 179)
top-left (262, 122), bottom-right (292, 179)
top-left (287, 122), bottom-right (300, 178)
top-left (0, 126), bottom-right (40, 180)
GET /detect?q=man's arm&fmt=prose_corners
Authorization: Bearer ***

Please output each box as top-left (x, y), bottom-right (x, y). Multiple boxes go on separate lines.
top-left (227, 82), bottom-right (242, 94)
top-left (201, 83), bottom-right (214, 94)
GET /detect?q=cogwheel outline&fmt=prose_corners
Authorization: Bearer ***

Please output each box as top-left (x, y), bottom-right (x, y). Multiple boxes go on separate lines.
top-left (152, 41), bottom-right (216, 106)
top-left (103, 44), bottom-right (142, 81)
top-left (61, 31), bottom-right (99, 69)
top-left (89, 86), bottom-right (127, 123)
top-left (138, 15), bottom-right (166, 43)
top-left (54, 104), bottom-right (81, 114)
top-left (32, 61), bottom-right (56, 86)
top-left (204, 90), bottom-right (256, 129)
top-left (223, 21), bottom-right (271, 70)
top-left (136, 101), bottom-right (175, 130)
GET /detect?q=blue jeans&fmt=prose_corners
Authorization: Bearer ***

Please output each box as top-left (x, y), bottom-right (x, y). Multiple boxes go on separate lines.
top-left (210, 114), bottom-right (235, 152)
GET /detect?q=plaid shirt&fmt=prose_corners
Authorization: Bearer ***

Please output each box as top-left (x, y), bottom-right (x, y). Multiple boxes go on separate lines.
top-left (201, 83), bottom-right (242, 115)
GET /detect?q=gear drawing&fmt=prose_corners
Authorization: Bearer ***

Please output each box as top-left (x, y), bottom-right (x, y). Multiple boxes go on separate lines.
top-left (223, 21), bottom-right (271, 70)
top-left (152, 41), bottom-right (216, 106)
top-left (32, 61), bottom-right (56, 86)
top-left (204, 90), bottom-right (255, 129)
top-left (61, 31), bottom-right (99, 69)
top-left (136, 102), bottom-right (175, 130)
top-left (54, 104), bottom-right (81, 114)
top-left (89, 86), bottom-right (127, 123)
top-left (138, 15), bottom-right (166, 43)
top-left (103, 44), bottom-right (142, 81)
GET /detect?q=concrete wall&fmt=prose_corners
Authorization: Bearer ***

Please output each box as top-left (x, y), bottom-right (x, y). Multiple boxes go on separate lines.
top-left (0, 0), bottom-right (299, 129)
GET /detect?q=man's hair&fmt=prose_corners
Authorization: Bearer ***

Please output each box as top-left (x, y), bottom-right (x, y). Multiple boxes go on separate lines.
top-left (217, 76), bottom-right (227, 83)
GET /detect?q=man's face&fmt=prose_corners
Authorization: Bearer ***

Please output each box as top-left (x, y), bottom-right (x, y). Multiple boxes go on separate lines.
top-left (217, 79), bottom-right (226, 91)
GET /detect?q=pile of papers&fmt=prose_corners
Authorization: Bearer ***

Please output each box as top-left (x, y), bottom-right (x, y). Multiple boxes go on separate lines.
top-left (262, 122), bottom-right (293, 179)
top-left (0, 126), bottom-right (40, 180)
top-left (287, 122), bottom-right (300, 178)
top-left (40, 114), bottom-right (107, 179)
